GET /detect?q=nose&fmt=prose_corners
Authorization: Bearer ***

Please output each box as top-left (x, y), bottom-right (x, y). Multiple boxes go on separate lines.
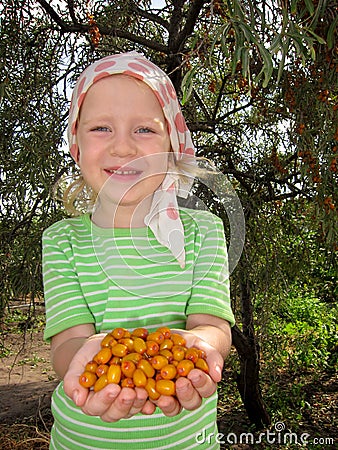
top-left (108, 130), bottom-right (137, 158)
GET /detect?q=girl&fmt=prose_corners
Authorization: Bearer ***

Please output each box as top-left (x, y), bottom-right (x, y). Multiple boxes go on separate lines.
top-left (43, 51), bottom-right (235, 449)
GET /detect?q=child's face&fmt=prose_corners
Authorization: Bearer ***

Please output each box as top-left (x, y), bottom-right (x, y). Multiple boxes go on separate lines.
top-left (76, 75), bottom-right (171, 212)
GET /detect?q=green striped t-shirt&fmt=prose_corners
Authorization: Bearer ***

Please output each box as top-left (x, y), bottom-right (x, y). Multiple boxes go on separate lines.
top-left (43, 207), bottom-right (235, 450)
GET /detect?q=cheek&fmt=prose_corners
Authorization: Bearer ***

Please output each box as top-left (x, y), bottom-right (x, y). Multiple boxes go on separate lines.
top-left (148, 153), bottom-right (169, 177)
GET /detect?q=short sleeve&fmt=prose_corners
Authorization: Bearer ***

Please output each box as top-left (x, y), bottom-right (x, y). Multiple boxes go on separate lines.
top-left (42, 224), bottom-right (95, 342)
top-left (185, 214), bottom-right (235, 326)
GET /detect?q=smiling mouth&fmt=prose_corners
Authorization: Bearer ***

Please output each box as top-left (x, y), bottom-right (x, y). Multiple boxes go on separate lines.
top-left (104, 167), bottom-right (144, 181)
top-left (106, 169), bottom-right (141, 175)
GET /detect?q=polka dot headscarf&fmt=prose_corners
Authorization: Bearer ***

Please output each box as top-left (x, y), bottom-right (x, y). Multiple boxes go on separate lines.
top-left (68, 51), bottom-right (197, 268)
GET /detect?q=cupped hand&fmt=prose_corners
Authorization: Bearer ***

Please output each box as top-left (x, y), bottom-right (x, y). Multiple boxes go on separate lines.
top-left (152, 329), bottom-right (223, 416)
top-left (79, 384), bottom-right (155, 422)
top-left (63, 334), bottom-right (156, 422)
top-left (172, 329), bottom-right (224, 383)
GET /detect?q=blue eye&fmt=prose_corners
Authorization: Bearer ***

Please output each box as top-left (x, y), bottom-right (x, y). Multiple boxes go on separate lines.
top-left (92, 126), bottom-right (110, 132)
top-left (136, 127), bottom-right (153, 134)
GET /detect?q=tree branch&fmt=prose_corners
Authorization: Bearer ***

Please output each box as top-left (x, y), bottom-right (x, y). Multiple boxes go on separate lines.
top-left (36, 0), bottom-right (169, 53)
top-left (175, 0), bottom-right (209, 52)
top-left (67, 0), bottom-right (77, 24)
top-left (130, 3), bottom-right (170, 31)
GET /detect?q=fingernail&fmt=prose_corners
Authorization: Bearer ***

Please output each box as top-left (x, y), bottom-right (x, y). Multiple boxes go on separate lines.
top-left (215, 365), bottom-right (222, 381)
top-left (107, 388), bottom-right (119, 400)
top-left (73, 390), bottom-right (80, 406)
top-left (190, 372), bottom-right (201, 384)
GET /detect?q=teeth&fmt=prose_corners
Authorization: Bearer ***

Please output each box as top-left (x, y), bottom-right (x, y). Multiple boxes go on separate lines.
top-left (108, 170), bottom-right (138, 175)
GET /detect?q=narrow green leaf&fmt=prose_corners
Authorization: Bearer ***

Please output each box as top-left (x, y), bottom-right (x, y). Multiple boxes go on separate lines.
top-left (241, 46), bottom-right (249, 78)
top-left (269, 34), bottom-right (282, 53)
top-left (303, 0), bottom-right (315, 16)
top-left (210, 23), bottom-right (230, 62)
top-left (231, 0), bottom-right (245, 21)
top-left (309, 45), bottom-right (316, 61)
top-left (290, 0), bottom-right (298, 15)
top-left (288, 34), bottom-right (306, 56)
top-left (277, 37), bottom-right (290, 84)
top-left (181, 67), bottom-right (196, 105)
top-left (326, 16), bottom-right (338, 49)
top-left (231, 43), bottom-right (244, 75)
top-left (239, 22), bottom-right (257, 44)
top-left (303, 27), bottom-right (326, 45)
top-left (255, 42), bottom-right (273, 87)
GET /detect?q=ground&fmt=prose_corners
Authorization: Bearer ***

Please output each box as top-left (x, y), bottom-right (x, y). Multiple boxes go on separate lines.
top-left (0, 305), bottom-right (57, 449)
top-left (0, 304), bottom-right (337, 449)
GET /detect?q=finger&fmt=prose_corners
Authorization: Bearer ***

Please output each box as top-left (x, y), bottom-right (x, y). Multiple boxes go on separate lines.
top-left (188, 369), bottom-right (217, 398)
top-left (206, 352), bottom-right (224, 383)
top-left (174, 330), bottom-right (224, 383)
top-left (100, 387), bottom-right (137, 422)
top-left (126, 387), bottom-right (148, 417)
top-left (63, 372), bottom-right (90, 407)
top-left (141, 400), bottom-right (156, 415)
top-left (152, 395), bottom-right (182, 417)
top-left (175, 377), bottom-right (202, 410)
top-left (81, 384), bottom-right (121, 417)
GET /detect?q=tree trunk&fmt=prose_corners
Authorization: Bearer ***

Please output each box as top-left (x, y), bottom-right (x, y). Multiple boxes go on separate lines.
top-left (231, 276), bottom-right (271, 429)
top-left (231, 325), bottom-right (271, 429)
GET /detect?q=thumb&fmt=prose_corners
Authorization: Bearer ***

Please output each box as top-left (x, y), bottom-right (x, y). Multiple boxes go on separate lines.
top-left (206, 349), bottom-right (224, 383)
top-left (63, 370), bottom-right (89, 407)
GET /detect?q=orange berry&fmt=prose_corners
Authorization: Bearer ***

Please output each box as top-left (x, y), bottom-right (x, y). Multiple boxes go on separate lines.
top-left (185, 348), bottom-right (199, 364)
top-left (160, 339), bottom-right (174, 350)
top-left (197, 349), bottom-right (207, 360)
top-left (85, 360), bottom-right (98, 373)
top-left (94, 374), bottom-right (109, 392)
top-left (160, 364), bottom-right (177, 380)
top-left (195, 358), bottom-right (209, 373)
top-left (176, 359), bottom-right (194, 377)
top-left (145, 378), bottom-right (160, 400)
top-left (147, 331), bottom-right (165, 344)
top-left (150, 355), bottom-right (169, 370)
top-left (172, 345), bottom-right (186, 362)
top-left (171, 333), bottom-right (186, 346)
top-left (122, 352), bottom-right (143, 364)
top-left (95, 364), bottom-right (109, 377)
top-left (109, 356), bottom-right (122, 365)
top-left (133, 368), bottom-right (147, 387)
top-left (111, 343), bottom-right (128, 357)
top-left (159, 349), bottom-right (174, 362)
top-left (132, 328), bottom-right (149, 339)
top-left (79, 371), bottom-right (97, 388)
top-left (107, 364), bottom-right (122, 384)
top-left (156, 379), bottom-right (176, 396)
top-left (121, 360), bottom-right (136, 378)
top-left (133, 337), bottom-right (147, 354)
top-left (100, 333), bottom-right (117, 348)
top-left (121, 377), bottom-right (135, 388)
top-left (118, 338), bottom-right (134, 352)
top-left (138, 359), bottom-right (155, 378)
top-left (112, 328), bottom-right (127, 339)
top-left (156, 326), bottom-right (171, 339)
top-left (146, 340), bottom-right (160, 356)
top-left (94, 347), bottom-right (112, 365)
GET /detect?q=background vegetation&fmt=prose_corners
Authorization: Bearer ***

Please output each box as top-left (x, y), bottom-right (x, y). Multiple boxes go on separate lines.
top-left (1, 0), bottom-right (337, 447)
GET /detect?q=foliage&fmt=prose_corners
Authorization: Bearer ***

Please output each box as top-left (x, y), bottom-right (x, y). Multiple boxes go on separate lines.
top-left (265, 292), bottom-right (337, 374)
top-left (1, 0), bottom-right (336, 307)
top-left (0, 0), bottom-right (337, 431)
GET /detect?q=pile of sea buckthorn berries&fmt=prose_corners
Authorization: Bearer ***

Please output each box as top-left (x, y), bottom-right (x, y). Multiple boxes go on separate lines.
top-left (79, 327), bottom-right (209, 399)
